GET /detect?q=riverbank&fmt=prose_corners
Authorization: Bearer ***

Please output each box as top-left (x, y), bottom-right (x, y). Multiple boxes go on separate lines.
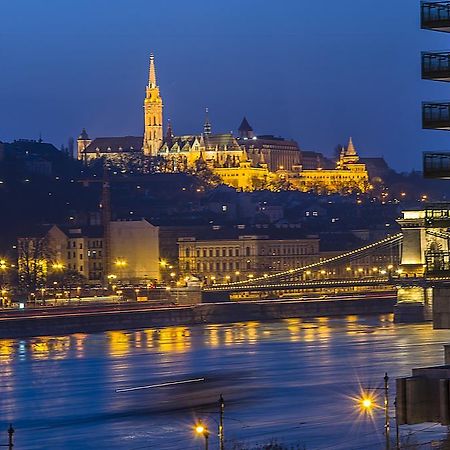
top-left (0, 295), bottom-right (396, 339)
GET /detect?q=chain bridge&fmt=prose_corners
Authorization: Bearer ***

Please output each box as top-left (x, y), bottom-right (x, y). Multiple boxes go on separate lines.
top-left (201, 207), bottom-right (450, 320)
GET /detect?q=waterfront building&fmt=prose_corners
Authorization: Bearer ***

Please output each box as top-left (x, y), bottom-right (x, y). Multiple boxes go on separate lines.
top-left (177, 228), bottom-right (320, 283)
top-left (18, 219), bottom-right (160, 285)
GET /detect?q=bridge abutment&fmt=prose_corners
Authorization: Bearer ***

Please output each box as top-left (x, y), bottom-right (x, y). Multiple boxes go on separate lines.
top-left (394, 286), bottom-right (433, 323)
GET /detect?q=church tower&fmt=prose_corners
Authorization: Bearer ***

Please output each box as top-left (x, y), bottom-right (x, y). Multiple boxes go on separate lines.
top-left (143, 54), bottom-right (163, 156)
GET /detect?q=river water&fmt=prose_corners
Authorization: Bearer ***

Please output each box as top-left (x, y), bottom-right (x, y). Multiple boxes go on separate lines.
top-left (1, 314), bottom-right (450, 450)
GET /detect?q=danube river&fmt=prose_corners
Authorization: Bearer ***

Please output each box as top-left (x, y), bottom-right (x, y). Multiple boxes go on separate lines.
top-left (1, 315), bottom-right (450, 449)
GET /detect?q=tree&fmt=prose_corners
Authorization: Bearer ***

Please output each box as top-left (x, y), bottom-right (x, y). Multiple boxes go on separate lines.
top-left (17, 236), bottom-right (53, 293)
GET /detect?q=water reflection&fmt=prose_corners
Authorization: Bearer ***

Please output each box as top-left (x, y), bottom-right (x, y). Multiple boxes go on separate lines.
top-left (1, 315), bottom-right (450, 450)
top-left (0, 318), bottom-right (400, 363)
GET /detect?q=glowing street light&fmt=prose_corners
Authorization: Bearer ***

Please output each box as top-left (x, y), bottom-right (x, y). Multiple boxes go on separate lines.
top-left (355, 373), bottom-right (392, 450)
top-left (52, 262), bottom-right (64, 271)
top-left (114, 259), bottom-right (127, 268)
top-left (194, 421), bottom-right (210, 450)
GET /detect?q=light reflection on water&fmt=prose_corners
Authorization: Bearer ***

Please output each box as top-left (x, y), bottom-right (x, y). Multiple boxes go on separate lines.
top-left (0, 314), bottom-right (449, 449)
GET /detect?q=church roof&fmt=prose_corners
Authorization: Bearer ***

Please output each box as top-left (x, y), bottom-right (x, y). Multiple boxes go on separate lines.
top-left (238, 117), bottom-right (253, 132)
top-left (204, 133), bottom-right (241, 151)
top-left (84, 136), bottom-right (143, 154)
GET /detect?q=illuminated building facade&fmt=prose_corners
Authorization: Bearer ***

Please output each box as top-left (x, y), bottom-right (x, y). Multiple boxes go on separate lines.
top-left (76, 53), bottom-right (370, 194)
top-left (291, 138), bottom-right (369, 193)
top-left (18, 220), bottom-right (160, 285)
top-left (143, 54), bottom-right (163, 156)
top-left (178, 232), bottom-right (320, 283)
top-left (237, 117), bottom-right (301, 172)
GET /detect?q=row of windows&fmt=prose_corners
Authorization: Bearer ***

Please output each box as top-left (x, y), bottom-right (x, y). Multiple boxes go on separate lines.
top-left (67, 240), bottom-right (103, 250)
top-left (67, 250), bottom-right (103, 260)
top-left (68, 264), bottom-right (84, 272)
top-left (186, 245), bottom-right (316, 258)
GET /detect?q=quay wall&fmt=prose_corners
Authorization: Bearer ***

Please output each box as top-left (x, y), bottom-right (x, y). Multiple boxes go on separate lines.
top-left (0, 297), bottom-right (396, 339)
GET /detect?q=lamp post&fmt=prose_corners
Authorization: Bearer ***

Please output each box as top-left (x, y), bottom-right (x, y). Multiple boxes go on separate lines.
top-left (195, 421), bottom-right (209, 450)
top-left (384, 373), bottom-right (390, 450)
top-left (219, 394), bottom-right (225, 450)
top-left (358, 373), bottom-right (391, 450)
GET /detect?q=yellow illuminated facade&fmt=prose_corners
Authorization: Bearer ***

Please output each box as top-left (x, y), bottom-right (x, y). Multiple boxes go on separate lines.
top-left (290, 138), bottom-right (370, 193)
top-left (143, 54), bottom-right (163, 156)
top-left (78, 55), bottom-right (371, 194)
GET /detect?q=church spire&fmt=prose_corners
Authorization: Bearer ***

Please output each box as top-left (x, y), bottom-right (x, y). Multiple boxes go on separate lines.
top-left (165, 119), bottom-right (174, 147)
top-left (148, 53), bottom-right (157, 88)
top-left (203, 108), bottom-right (212, 135)
top-left (143, 52), bottom-right (163, 156)
top-left (346, 137), bottom-right (357, 156)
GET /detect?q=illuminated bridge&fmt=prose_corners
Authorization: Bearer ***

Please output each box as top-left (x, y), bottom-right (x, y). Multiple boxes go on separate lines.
top-left (202, 207), bottom-right (450, 307)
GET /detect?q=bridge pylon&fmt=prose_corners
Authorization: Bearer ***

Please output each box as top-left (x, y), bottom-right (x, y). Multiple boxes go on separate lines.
top-left (397, 208), bottom-right (450, 276)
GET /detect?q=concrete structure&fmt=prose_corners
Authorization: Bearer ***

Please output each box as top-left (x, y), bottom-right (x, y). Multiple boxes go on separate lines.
top-left (397, 344), bottom-right (450, 425)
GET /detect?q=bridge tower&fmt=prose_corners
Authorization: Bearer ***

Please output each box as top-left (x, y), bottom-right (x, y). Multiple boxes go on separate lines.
top-left (397, 208), bottom-right (450, 276)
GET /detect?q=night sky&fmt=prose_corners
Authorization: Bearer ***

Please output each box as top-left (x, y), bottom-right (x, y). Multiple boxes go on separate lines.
top-left (1, 0), bottom-right (449, 170)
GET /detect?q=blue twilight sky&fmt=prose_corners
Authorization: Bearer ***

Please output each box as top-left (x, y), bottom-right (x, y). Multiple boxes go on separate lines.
top-left (1, 0), bottom-right (449, 170)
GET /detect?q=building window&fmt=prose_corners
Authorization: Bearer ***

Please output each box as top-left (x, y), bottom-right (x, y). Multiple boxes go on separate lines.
top-left (197, 250), bottom-right (200, 258)
top-left (209, 249), bottom-right (213, 257)
top-left (79, 243), bottom-right (83, 249)
top-left (245, 247), bottom-right (250, 257)
top-left (186, 248), bottom-right (190, 258)
top-left (80, 265), bottom-right (83, 272)
top-left (79, 254), bottom-right (83, 260)
top-left (67, 252), bottom-right (71, 259)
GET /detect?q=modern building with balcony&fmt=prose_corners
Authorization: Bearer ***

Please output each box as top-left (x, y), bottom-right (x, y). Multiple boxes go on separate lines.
top-left (421, 2), bottom-right (450, 175)
top-left (421, 1), bottom-right (450, 32)
top-left (422, 51), bottom-right (450, 81)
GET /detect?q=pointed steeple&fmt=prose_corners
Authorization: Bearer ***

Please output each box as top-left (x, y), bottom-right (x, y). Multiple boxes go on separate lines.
top-left (148, 53), bottom-right (157, 88)
top-left (203, 108), bottom-right (212, 135)
top-left (238, 117), bottom-right (254, 139)
top-left (79, 128), bottom-right (89, 140)
top-left (346, 137), bottom-right (357, 156)
top-left (165, 119), bottom-right (173, 147)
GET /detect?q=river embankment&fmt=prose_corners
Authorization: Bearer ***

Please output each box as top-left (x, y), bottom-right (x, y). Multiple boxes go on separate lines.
top-left (0, 295), bottom-right (396, 338)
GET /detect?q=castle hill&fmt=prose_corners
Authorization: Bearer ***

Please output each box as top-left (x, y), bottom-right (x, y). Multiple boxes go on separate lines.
top-left (4, 1), bottom-right (450, 449)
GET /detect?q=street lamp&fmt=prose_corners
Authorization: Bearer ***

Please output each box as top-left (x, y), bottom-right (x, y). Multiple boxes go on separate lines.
top-left (194, 421), bottom-right (209, 450)
top-left (356, 373), bottom-right (392, 450)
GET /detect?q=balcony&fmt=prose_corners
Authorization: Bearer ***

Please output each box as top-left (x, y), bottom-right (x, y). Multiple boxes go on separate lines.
top-left (423, 152), bottom-right (450, 178)
top-left (422, 52), bottom-right (450, 81)
top-left (423, 102), bottom-right (450, 129)
top-left (421, 2), bottom-right (450, 32)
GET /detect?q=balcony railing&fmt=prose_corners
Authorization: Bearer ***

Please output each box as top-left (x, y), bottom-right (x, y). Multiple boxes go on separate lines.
top-left (422, 51), bottom-right (450, 81)
top-left (421, 1), bottom-right (450, 32)
top-left (423, 152), bottom-right (450, 178)
top-left (423, 102), bottom-right (450, 129)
